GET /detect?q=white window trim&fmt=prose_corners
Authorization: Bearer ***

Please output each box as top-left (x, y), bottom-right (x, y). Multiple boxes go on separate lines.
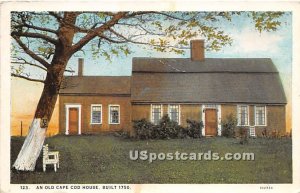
top-left (237, 105), bottom-right (250, 126)
top-left (150, 104), bottom-right (163, 124)
top-left (168, 104), bottom-right (181, 125)
top-left (90, 104), bottom-right (102, 124)
top-left (254, 105), bottom-right (267, 126)
top-left (65, 104), bottom-right (81, 135)
top-left (108, 104), bottom-right (120, 124)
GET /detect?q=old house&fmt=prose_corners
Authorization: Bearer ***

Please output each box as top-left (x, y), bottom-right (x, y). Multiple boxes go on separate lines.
top-left (59, 40), bottom-right (287, 137)
top-left (59, 59), bottom-right (131, 135)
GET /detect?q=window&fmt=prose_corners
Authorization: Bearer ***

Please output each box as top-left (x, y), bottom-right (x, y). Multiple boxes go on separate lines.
top-left (109, 105), bottom-right (120, 124)
top-left (151, 104), bottom-right (162, 125)
top-left (168, 105), bottom-right (180, 124)
top-left (91, 105), bottom-right (102, 124)
top-left (237, 105), bottom-right (249, 126)
top-left (255, 106), bottom-right (266, 126)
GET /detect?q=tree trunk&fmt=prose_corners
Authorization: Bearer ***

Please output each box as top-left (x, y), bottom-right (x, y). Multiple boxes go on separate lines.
top-left (12, 119), bottom-right (47, 171)
top-left (13, 12), bottom-right (78, 171)
top-left (13, 64), bottom-right (65, 171)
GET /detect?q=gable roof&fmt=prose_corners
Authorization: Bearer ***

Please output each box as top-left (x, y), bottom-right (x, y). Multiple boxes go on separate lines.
top-left (132, 58), bottom-right (278, 73)
top-left (131, 58), bottom-right (287, 104)
top-left (60, 76), bottom-right (131, 96)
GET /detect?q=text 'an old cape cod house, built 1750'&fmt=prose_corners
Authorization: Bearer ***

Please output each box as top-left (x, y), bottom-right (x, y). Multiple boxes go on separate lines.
top-left (59, 40), bottom-right (287, 137)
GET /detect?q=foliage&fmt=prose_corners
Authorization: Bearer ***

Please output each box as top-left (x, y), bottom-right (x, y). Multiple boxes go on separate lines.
top-left (133, 115), bottom-right (203, 140)
top-left (238, 127), bottom-right (249, 145)
top-left (185, 119), bottom-right (203, 138)
top-left (10, 11), bottom-right (286, 82)
top-left (261, 127), bottom-right (268, 137)
top-left (157, 115), bottom-right (184, 139)
top-left (221, 114), bottom-right (237, 138)
top-left (10, 11), bottom-right (287, 171)
top-left (132, 119), bottom-right (155, 140)
top-left (251, 12), bottom-right (284, 33)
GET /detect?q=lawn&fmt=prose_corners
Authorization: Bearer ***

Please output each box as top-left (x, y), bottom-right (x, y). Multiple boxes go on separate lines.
top-left (11, 135), bottom-right (292, 184)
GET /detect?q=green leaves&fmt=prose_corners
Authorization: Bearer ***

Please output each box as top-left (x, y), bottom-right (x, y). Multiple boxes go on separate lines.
top-left (102, 51), bottom-right (111, 62)
top-left (152, 21), bottom-right (162, 30)
top-left (11, 11), bottom-right (287, 71)
top-left (89, 42), bottom-right (132, 62)
top-left (251, 12), bottom-right (284, 33)
top-left (120, 46), bottom-right (131, 56)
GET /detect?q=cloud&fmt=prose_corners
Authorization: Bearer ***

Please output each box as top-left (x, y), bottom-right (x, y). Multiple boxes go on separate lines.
top-left (231, 27), bottom-right (284, 54)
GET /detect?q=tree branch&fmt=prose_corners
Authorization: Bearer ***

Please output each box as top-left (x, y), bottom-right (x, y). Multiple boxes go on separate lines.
top-left (11, 73), bottom-right (45, 83)
top-left (150, 11), bottom-right (196, 21)
top-left (21, 23), bottom-right (57, 34)
top-left (11, 61), bottom-right (47, 71)
top-left (124, 11), bottom-right (194, 21)
top-left (12, 36), bottom-right (51, 68)
top-left (48, 11), bottom-right (62, 21)
top-left (116, 22), bottom-right (165, 36)
top-left (108, 28), bottom-right (187, 49)
top-left (11, 31), bottom-right (58, 45)
top-left (98, 33), bottom-right (127, 44)
top-left (70, 12), bottom-right (128, 55)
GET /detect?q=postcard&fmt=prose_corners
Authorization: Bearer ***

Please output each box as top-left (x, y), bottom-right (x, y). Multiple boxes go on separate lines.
top-left (1, 1), bottom-right (300, 193)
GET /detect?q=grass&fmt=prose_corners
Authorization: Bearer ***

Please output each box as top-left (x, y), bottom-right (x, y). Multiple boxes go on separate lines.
top-left (11, 135), bottom-right (292, 184)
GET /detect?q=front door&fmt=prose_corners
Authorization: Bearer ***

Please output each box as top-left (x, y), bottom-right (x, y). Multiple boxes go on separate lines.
top-left (205, 109), bottom-right (217, 136)
top-left (69, 108), bottom-right (79, 135)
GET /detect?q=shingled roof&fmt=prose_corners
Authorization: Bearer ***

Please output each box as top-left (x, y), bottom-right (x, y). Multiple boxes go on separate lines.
top-left (60, 76), bottom-right (131, 95)
top-left (131, 57), bottom-right (287, 104)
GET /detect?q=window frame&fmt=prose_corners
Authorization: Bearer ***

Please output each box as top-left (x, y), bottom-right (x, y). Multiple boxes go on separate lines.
top-left (108, 104), bottom-right (120, 125)
top-left (237, 105), bottom-right (249, 126)
top-left (168, 104), bottom-right (181, 125)
top-left (90, 104), bottom-right (102, 124)
top-left (151, 104), bottom-right (163, 125)
top-left (254, 105), bottom-right (267, 126)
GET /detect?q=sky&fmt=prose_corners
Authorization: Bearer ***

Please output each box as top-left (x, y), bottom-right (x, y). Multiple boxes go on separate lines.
top-left (11, 12), bottom-right (292, 136)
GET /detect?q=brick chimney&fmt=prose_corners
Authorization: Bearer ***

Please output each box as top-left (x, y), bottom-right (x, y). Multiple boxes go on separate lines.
top-left (190, 40), bottom-right (205, 61)
top-left (78, 58), bottom-right (83, 76)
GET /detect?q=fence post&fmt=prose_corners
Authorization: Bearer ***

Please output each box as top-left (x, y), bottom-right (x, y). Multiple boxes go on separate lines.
top-left (20, 121), bottom-right (23, 136)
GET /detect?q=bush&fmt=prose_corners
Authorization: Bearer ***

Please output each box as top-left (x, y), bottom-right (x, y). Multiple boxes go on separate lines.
top-left (133, 119), bottom-right (155, 140)
top-left (261, 127), bottom-right (268, 137)
top-left (239, 127), bottom-right (248, 144)
top-left (185, 119), bottom-right (203, 138)
top-left (221, 114), bottom-right (237, 138)
top-left (132, 115), bottom-right (202, 140)
top-left (157, 115), bottom-right (184, 139)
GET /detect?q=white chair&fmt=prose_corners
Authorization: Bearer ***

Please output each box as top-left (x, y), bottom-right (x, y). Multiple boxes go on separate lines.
top-left (43, 144), bottom-right (59, 172)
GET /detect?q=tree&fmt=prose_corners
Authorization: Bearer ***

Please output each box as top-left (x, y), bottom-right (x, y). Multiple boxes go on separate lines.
top-left (11, 11), bottom-right (285, 171)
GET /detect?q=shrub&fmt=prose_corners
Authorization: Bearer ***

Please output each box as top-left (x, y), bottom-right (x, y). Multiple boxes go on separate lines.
top-left (185, 119), bottom-right (203, 138)
top-left (271, 129), bottom-right (280, 138)
top-left (261, 127), bottom-right (268, 137)
top-left (132, 115), bottom-right (201, 140)
top-left (157, 115), bottom-right (183, 139)
top-left (221, 114), bottom-right (237, 138)
top-left (133, 119), bottom-right (155, 140)
top-left (239, 127), bottom-right (248, 144)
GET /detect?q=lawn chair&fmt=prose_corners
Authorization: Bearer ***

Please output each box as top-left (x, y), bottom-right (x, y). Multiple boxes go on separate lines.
top-left (43, 144), bottom-right (59, 172)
